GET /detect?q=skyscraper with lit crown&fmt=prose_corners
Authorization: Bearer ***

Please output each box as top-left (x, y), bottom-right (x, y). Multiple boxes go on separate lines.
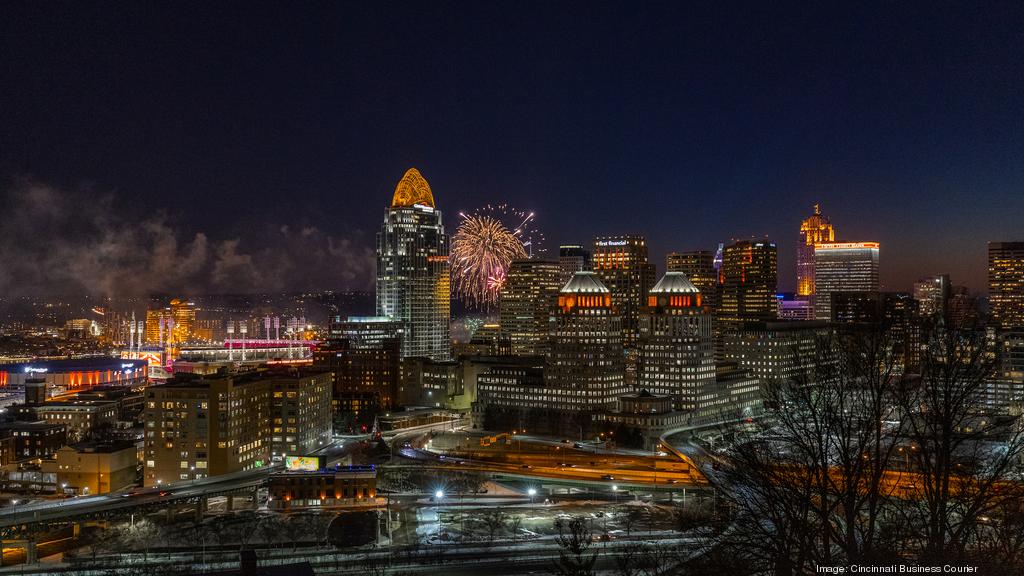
top-left (592, 235), bottom-right (656, 350)
top-left (637, 272), bottom-right (715, 410)
top-left (813, 242), bottom-right (880, 321)
top-left (547, 271), bottom-right (628, 410)
top-left (376, 168), bottom-right (451, 361)
top-left (797, 204), bottom-right (835, 299)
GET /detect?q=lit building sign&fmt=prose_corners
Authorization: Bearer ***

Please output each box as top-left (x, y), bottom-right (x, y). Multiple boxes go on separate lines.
top-left (816, 242), bottom-right (880, 250)
top-left (597, 240), bottom-right (628, 247)
top-left (285, 456), bottom-right (322, 471)
top-left (23, 367), bottom-right (48, 374)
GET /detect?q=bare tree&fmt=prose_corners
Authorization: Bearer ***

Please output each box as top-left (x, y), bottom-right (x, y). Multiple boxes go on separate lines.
top-left (480, 509), bottom-right (508, 544)
top-left (551, 516), bottom-right (598, 576)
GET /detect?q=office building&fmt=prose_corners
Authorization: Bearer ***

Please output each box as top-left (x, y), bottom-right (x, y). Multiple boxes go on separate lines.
top-left (723, 320), bottom-right (833, 388)
top-left (143, 369), bottom-right (331, 486)
top-left (832, 291), bottom-right (921, 371)
top-left (558, 245), bottom-right (592, 284)
top-left (500, 259), bottom-right (562, 356)
top-left (376, 168), bottom-right (451, 361)
top-left (813, 242), bottom-right (880, 321)
top-left (547, 272), bottom-right (629, 410)
top-left (718, 240), bottom-right (778, 331)
top-left (269, 465), bottom-right (377, 509)
top-left (592, 235), bottom-right (656, 349)
top-left (989, 242), bottom-right (1024, 330)
top-left (797, 204), bottom-right (835, 298)
top-left (777, 294), bottom-right (815, 321)
top-left (145, 298), bottom-right (197, 346)
top-left (913, 274), bottom-right (951, 317)
top-left (314, 317), bottom-right (403, 422)
top-left (0, 421), bottom-right (67, 459)
top-left (637, 272), bottom-right (715, 410)
top-left (987, 330), bottom-right (1024, 410)
top-left (43, 442), bottom-right (137, 495)
top-left (666, 250), bottom-right (720, 311)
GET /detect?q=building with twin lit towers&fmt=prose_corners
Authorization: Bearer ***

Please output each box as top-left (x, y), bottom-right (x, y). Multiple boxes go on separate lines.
top-left (797, 204), bottom-right (835, 301)
top-left (637, 272), bottom-right (715, 410)
top-left (989, 242), bottom-right (1024, 330)
top-left (376, 168), bottom-right (451, 361)
top-left (813, 242), bottom-right (880, 321)
top-left (592, 235), bottom-right (656, 350)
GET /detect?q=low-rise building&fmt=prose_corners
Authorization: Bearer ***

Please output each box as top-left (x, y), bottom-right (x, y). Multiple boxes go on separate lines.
top-left (268, 465), bottom-right (377, 509)
top-left (42, 442), bottom-right (137, 495)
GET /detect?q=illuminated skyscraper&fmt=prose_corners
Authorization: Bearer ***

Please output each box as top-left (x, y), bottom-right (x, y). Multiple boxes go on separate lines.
top-left (548, 272), bottom-right (628, 410)
top-left (913, 274), bottom-right (951, 317)
top-left (592, 235), bottom-right (656, 349)
top-left (499, 259), bottom-right (562, 356)
top-left (558, 244), bottom-right (592, 284)
top-left (376, 168), bottom-right (451, 361)
top-left (666, 250), bottom-right (719, 312)
top-left (797, 204), bottom-right (835, 298)
top-left (144, 298), bottom-right (196, 346)
top-left (813, 242), bottom-right (880, 321)
top-left (637, 272), bottom-right (714, 410)
top-left (989, 242), bottom-right (1024, 330)
top-left (718, 240), bottom-right (778, 331)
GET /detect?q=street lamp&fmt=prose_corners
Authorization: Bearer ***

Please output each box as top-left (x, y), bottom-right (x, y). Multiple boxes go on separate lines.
top-left (434, 490), bottom-right (444, 540)
top-left (528, 488), bottom-right (537, 502)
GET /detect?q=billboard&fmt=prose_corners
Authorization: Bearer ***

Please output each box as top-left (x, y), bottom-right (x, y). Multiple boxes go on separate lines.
top-left (285, 456), bottom-right (322, 471)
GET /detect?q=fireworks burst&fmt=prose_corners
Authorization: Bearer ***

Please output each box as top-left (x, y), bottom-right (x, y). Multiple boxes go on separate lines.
top-left (450, 212), bottom-right (530, 308)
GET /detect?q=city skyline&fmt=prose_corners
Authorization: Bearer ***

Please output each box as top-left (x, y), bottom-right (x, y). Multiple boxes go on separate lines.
top-left (3, 3), bottom-right (1023, 297)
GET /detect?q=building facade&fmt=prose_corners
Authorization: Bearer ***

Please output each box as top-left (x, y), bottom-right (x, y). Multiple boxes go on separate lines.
top-left (989, 242), bottom-right (1024, 330)
top-left (718, 240), bottom-right (778, 331)
top-left (547, 272), bottom-right (629, 410)
top-left (665, 250), bottom-right (720, 312)
top-left (376, 168), bottom-right (451, 361)
top-left (797, 204), bottom-right (835, 299)
top-left (143, 369), bottom-right (331, 486)
top-left (500, 259), bottom-right (562, 356)
top-left (637, 272), bottom-right (715, 410)
top-left (913, 274), bottom-right (951, 317)
top-left (558, 245), bottom-right (592, 284)
top-left (813, 242), bottom-right (880, 321)
top-left (592, 235), bottom-right (656, 350)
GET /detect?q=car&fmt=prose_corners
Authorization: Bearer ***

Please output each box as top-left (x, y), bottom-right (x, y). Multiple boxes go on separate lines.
top-left (561, 439), bottom-right (572, 444)
top-left (667, 479), bottom-right (678, 484)
top-left (601, 474), bottom-right (614, 481)
top-left (521, 464), bottom-right (533, 469)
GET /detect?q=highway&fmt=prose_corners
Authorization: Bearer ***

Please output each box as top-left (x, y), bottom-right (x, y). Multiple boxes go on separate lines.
top-left (0, 465), bottom-right (279, 528)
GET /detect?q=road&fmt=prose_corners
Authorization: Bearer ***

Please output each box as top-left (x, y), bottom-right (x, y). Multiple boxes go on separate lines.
top-left (0, 465), bottom-right (279, 528)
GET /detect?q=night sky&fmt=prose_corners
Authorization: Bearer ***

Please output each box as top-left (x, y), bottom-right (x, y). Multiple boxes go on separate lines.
top-left (2, 2), bottom-right (1022, 297)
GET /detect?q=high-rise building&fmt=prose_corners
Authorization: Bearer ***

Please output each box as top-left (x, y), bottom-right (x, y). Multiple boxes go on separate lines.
top-left (500, 259), bottom-right (562, 356)
top-left (558, 245), bottom-right (592, 284)
top-left (813, 242), bottom-right (880, 321)
top-left (314, 317), bottom-right (403, 422)
top-left (547, 272), bottom-right (629, 410)
top-left (718, 240), bottom-right (778, 331)
top-left (143, 369), bottom-right (332, 486)
top-left (592, 235), bottom-right (656, 349)
top-left (376, 168), bottom-right (451, 361)
top-left (637, 272), bottom-right (715, 410)
top-left (666, 250), bottom-right (720, 311)
top-left (831, 291), bottom-right (921, 371)
top-left (145, 298), bottom-right (197, 346)
top-left (988, 242), bottom-right (1024, 330)
top-left (913, 274), bottom-right (951, 317)
top-left (797, 204), bottom-right (835, 298)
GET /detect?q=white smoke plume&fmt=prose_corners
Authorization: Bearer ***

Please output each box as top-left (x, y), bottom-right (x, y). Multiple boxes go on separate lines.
top-left (0, 178), bottom-right (376, 296)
